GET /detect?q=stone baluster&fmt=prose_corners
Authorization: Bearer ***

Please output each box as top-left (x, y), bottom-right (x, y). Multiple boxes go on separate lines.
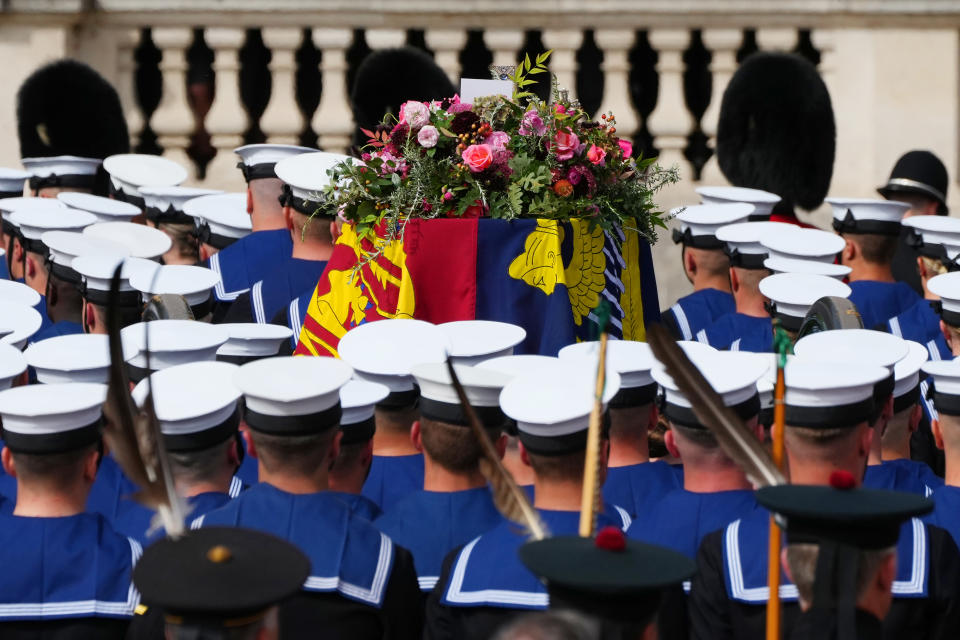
top-left (204, 27), bottom-right (248, 189)
top-left (484, 29), bottom-right (524, 71)
top-left (150, 27), bottom-right (195, 175)
top-left (365, 29), bottom-right (406, 50)
top-left (541, 29), bottom-right (583, 99)
top-left (310, 28), bottom-right (353, 153)
top-left (595, 29), bottom-right (639, 139)
top-left (260, 27), bottom-right (305, 146)
top-left (757, 28), bottom-right (798, 52)
top-left (699, 28), bottom-right (743, 185)
top-left (116, 28), bottom-right (143, 149)
top-left (425, 29), bottom-right (468, 86)
top-left (646, 29), bottom-right (694, 179)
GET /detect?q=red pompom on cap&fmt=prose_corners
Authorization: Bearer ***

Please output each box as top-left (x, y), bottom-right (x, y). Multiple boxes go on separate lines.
top-left (829, 469), bottom-right (856, 490)
top-left (594, 526), bottom-right (626, 552)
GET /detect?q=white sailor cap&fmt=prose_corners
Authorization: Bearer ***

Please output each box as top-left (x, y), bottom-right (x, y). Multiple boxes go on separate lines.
top-left (759, 273), bottom-right (852, 332)
top-left (0, 344), bottom-right (27, 390)
top-left (121, 319), bottom-right (229, 382)
top-left (339, 380), bottom-right (390, 443)
top-left (763, 255), bottom-right (852, 280)
top-left (926, 272), bottom-right (960, 328)
top-left (716, 221), bottom-right (787, 269)
top-left (234, 144), bottom-right (316, 182)
top-left (827, 198), bottom-right (910, 237)
top-left (438, 320), bottom-right (527, 366)
top-left (784, 360), bottom-right (889, 428)
top-left (57, 192), bottom-right (141, 223)
top-left (0, 382), bottom-right (107, 453)
top-left (8, 206), bottom-right (96, 257)
top-left (83, 221), bottom-right (172, 260)
top-left (73, 255), bottom-right (158, 308)
top-left (475, 354), bottom-right (561, 379)
top-left (922, 358), bottom-right (960, 417)
top-left (653, 350), bottom-right (767, 428)
top-left (215, 323), bottom-right (293, 364)
top-left (671, 203), bottom-right (754, 249)
top-left (234, 356), bottom-right (353, 435)
top-left (696, 186), bottom-right (782, 219)
top-left (132, 361), bottom-right (242, 451)
top-left (275, 151), bottom-right (354, 215)
top-left (139, 186), bottom-right (224, 226)
top-left (757, 378), bottom-right (775, 417)
top-left (0, 303), bottom-right (43, 349)
top-left (0, 197), bottom-right (33, 234)
top-left (760, 227), bottom-right (846, 263)
top-left (902, 215), bottom-right (960, 269)
top-left (412, 361), bottom-right (511, 429)
top-left (0, 279), bottom-right (41, 308)
top-left (22, 156), bottom-right (101, 193)
top-left (676, 340), bottom-right (717, 358)
top-left (337, 319), bottom-right (450, 407)
top-left (499, 363), bottom-right (621, 455)
top-left (24, 333), bottom-right (133, 384)
top-left (559, 340), bottom-right (659, 407)
top-left (129, 264), bottom-right (220, 318)
top-left (893, 341), bottom-right (928, 412)
top-left (183, 193), bottom-right (252, 250)
top-left (102, 154), bottom-right (187, 205)
top-left (41, 230), bottom-right (129, 286)
top-left (0, 168), bottom-right (30, 198)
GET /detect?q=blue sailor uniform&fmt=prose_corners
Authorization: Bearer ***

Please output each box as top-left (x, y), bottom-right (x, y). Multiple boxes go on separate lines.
top-left (602, 460), bottom-right (683, 518)
top-left (0, 440), bottom-right (15, 504)
top-left (924, 485), bottom-right (960, 548)
top-left (663, 288), bottom-right (735, 341)
top-left (698, 313), bottom-right (773, 352)
top-left (221, 257), bottom-right (327, 325)
top-left (206, 228), bottom-right (293, 303)
top-left (888, 298), bottom-right (953, 361)
top-left (195, 483), bottom-right (422, 639)
top-left (86, 455), bottom-right (137, 521)
top-left (627, 488), bottom-right (759, 559)
top-left (362, 454), bottom-right (425, 513)
top-left (331, 491), bottom-right (383, 522)
top-left (864, 459), bottom-right (943, 497)
top-left (375, 487), bottom-right (503, 592)
top-left (688, 505), bottom-right (960, 640)
top-left (272, 286), bottom-right (314, 355)
top-left (28, 319), bottom-right (82, 345)
top-left (0, 512), bottom-right (140, 639)
top-left (848, 280), bottom-right (922, 330)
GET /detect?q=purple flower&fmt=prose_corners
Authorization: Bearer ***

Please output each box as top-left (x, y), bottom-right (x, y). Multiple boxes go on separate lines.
top-left (486, 131), bottom-right (510, 149)
top-left (519, 110), bottom-right (547, 136)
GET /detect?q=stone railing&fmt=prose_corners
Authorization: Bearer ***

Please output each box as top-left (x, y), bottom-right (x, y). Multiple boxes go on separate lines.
top-left (2, 0), bottom-right (960, 304)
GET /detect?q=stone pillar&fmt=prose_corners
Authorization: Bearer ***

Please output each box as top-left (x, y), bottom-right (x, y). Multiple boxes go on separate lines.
top-left (484, 29), bottom-right (524, 70)
top-left (595, 29), bottom-right (639, 141)
top-left (757, 28), bottom-right (798, 52)
top-left (260, 27), bottom-right (305, 146)
top-left (150, 27), bottom-right (195, 175)
top-left (116, 28), bottom-right (143, 149)
top-left (204, 27), bottom-right (248, 189)
top-left (541, 29), bottom-right (583, 98)
top-left (311, 28), bottom-right (353, 153)
top-left (425, 28), bottom-right (468, 86)
top-left (365, 29), bottom-right (406, 50)
top-left (646, 29), bottom-right (693, 178)
top-left (699, 28), bottom-right (742, 185)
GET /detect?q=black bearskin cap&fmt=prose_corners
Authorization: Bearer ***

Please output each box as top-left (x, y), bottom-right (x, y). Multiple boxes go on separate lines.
top-left (717, 52), bottom-right (835, 212)
top-left (17, 59), bottom-right (130, 160)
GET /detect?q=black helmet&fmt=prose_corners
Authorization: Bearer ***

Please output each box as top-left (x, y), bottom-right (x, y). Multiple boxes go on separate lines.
top-left (878, 150), bottom-right (948, 213)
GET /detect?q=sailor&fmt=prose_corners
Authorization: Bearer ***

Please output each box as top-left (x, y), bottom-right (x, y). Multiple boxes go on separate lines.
top-left (698, 221), bottom-right (780, 350)
top-left (275, 286), bottom-right (315, 355)
top-left (83, 221), bottom-right (172, 259)
top-left (759, 272), bottom-right (853, 339)
top-left (221, 151), bottom-right (348, 324)
top-left (828, 198), bottom-right (921, 329)
top-left (73, 255), bottom-right (158, 334)
top-left (0, 345), bottom-right (27, 506)
top-left (337, 319), bottom-right (449, 512)
top-left (375, 362), bottom-right (508, 593)
top-left (102, 153), bottom-right (187, 216)
top-left (182, 192), bottom-right (252, 262)
top-left (879, 150), bottom-right (950, 294)
top-left (425, 363), bottom-right (630, 640)
top-left (756, 482), bottom-right (933, 640)
top-left (57, 192), bottom-right (140, 223)
top-left (130, 527), bottom-right (309, 640)
top-left (662, 203), bottom-right (752, 341)
top-left (760, 226), bottom-right (847, 264)
top-left (329, 380), bottom-right (391, 521)
top-left (0, 279), bottom-right (41, 311)
top-left (0, 303), bottom-right (43, 350)
top-left (16, 59), bottom-right (130, 198)
top-left (129, 264), bottom-right (221, 322)
top-left (138, 186), bottom-right (223, 265)
top-left (926, 271), bottom-right (960, 358)
top-left (24, 333), bottom-right (130, 385)
top-left (558, 339), bottom-right (681, 519)
top-left (688, 358), bottom-right (960, 639)
top-left (197, 355), bottom-right (423, 639)
top-left (921, 358), bottom-right (960, 547)
top-left (0, 172), bottom-right (31, 268)
top-left (206, 144), bottom-right (313, 309)
top-left (0, 382), bottom-right (140, 639)
top-left (0, 195), bottom-right (31, 283)
top-left (763, 255), bottom-right (851, 280)
top-left (715, 52), bottom-right (835, 226)
top-left (696, 185), bottom-right (786, 222)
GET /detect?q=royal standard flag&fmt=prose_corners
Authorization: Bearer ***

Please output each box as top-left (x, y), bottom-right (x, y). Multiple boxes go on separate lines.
top-left (294, 218), bottom-right (660, 357)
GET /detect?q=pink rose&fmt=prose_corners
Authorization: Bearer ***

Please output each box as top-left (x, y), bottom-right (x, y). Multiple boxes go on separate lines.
top-left (618, 138), bottom-right (633, 158)
top-left (587, 144), bottom-right (607, 165)
top-left (519, 110), bottom-right (547, 136)
top-left (417, 125), bottom-right (439, 148)
top-left (486, 131), bottom-right (510, 149)
top-left (461, 144), bottom-right (494, 172)
top-left (552, 129), bottom-right (580, 161)
top-left (400, 101), bottom-right (430, 130)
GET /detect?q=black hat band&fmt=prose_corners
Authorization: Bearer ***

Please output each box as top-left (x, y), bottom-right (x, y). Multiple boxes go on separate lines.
top-left (146, 205), bottom-right (193, 226)
top-left (831, 210), bottom-right (901, 237)
top-left (932, 388), bottom-right (960, 416)
top-left (3, 417), bottom-right (102, 454)
top-left (785, 397), bottom-right (875, 429)
top-left (759, 407), bottom-right (774, 428)
top-left (931, 300), bottom-right (960, 328)
top-left (188, 296), bottom-right (213, 320)
top-left (1, 219), bottom-right (16, 237)
top-left (340, 416), bottom-right (376, 445)
top-left (236, 161), bottom-right (277, 183)
top-left (419, 397), bottom-right (507, 430)
top-left (874, 372), bottom-right (895, 403)
top-left (279, 184), bottom-right (335, 218)
top-left (216, 353), bottom-right (266, 366)
top-left (195, 223), bottom-right (239, 251)
top-left (608, 383), bottom-right (658, 409)
top-left (109, 181), bottom-right (146, 210)
top-left (375, 387), bottom-right (420, 411)
top-left (893, 384), bottom-right (920, 414)
top-left (671, 227), bottom-right (722, 250)
top-left (81, 284), bottom-right (143, 308)
top-left (663, 393), bottom-right (761, 429)
top-left (47, 259), bottom-right (83, 287)
top-left (244, 403), bottom-right (342, 436)
top-left (29, 173), bottom-right (96, 193)
top-left (725, 247), bottom-right (769, 270)
top-left (18, 233), bottom-right (47, 256)
top-left (764, 301), bottom-right (804, 333)
top-left (162, 406), bottom-right (240, 452)
top-left (0, 189), bottom-right (23, 200)
top-left (518, 428), bottom-right (589, 456)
